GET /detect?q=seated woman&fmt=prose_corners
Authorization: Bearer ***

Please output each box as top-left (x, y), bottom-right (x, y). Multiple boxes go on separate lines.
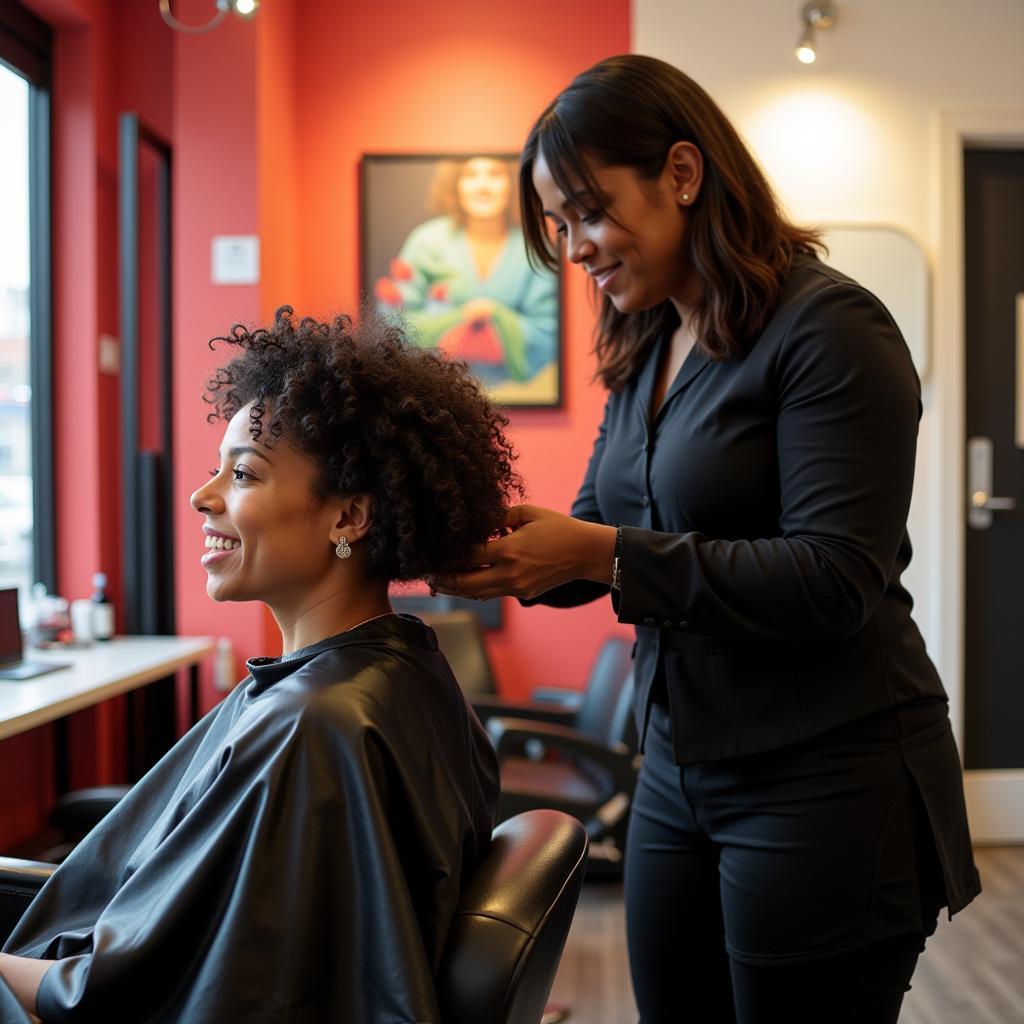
top-left (0, 307), bottom-right (518, 1023)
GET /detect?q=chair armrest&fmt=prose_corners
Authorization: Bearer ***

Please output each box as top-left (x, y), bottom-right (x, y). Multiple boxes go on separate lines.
top-left (0, 857), bottom-right (55, 946)
top-left (529, 687), bottom-right (584, 711)
top-left (0, 857), bottom-right (54, 890)
top-left (471, 697), bottom-right (577, 728)
top-left (487, 717), bottom-right (633, 783)
top-left (50, 785), bottom-right (128, 836)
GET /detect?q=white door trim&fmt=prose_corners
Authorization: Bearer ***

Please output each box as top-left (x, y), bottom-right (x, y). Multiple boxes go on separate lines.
top-left (934, 108), bottom-right (1024, 842)
top-left (963, 771), bottom-right (1024, 845)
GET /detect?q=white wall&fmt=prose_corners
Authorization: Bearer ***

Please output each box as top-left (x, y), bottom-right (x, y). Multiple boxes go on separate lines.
top-left (634, 0), bottom-right (1024, 727)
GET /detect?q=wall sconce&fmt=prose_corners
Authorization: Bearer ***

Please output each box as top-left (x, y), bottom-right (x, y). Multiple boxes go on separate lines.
top-left (159, 0), bottom-right (258, 35)
top-left (795, 1), bottom-right (837, 64)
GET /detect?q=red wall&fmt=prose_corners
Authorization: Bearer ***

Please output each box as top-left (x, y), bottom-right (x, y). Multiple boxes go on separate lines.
top-left (1, 0), bottom-right (631, 851)
top-left (256, 0), bottom-right (634, 696)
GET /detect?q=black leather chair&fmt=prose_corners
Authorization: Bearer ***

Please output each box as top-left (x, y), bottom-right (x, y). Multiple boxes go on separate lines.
top-left (0, 809), bottom-right (587, 1023)
top-left (437, 809), bottom-right (587, 1023)
top-left (473, 638), bottom-right (639, 876)
top-left (418, 609), bottom-right (499, 697)
top-left (472, 636), bottom-right (634, 736)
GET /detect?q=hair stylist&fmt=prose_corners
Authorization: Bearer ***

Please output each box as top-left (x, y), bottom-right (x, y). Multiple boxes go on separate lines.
top-left (433, 55), bottom-right (980, 1024)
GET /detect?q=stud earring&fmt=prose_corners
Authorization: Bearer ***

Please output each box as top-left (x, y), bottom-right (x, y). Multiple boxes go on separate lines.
top-left (335, 537), bottom-right (352, 559)
top-left (680, 193), bottom-right (690, 203)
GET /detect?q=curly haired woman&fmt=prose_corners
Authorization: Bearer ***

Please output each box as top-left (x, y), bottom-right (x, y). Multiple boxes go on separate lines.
top-left (0, 307), bottom-right (519, 1024)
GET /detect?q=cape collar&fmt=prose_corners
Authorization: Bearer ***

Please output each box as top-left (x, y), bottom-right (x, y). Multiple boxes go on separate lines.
top-left (245, 613), bottom-right (436, 688)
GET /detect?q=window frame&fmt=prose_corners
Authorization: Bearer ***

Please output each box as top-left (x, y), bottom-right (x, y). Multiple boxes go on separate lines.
top-left (1, 0), bottom-right (55, 591)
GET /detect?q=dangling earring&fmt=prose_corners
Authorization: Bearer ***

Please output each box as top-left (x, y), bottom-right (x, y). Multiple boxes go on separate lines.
top-left (335, 537), bottom-right (352, 560)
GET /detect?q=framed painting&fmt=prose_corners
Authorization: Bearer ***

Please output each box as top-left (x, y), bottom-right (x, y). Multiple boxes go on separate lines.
top-left (361, 153), bottom-right (562, 408)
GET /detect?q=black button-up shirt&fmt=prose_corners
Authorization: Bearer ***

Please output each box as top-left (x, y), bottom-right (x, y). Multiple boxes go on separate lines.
top-left (532, 256), bottom-right (948, 762)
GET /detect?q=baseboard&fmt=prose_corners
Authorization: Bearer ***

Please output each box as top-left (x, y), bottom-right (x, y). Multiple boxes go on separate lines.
top-left (964, 770), bottom-right (1024, 844)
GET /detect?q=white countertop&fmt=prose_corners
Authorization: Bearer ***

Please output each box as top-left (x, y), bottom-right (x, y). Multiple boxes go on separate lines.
top-left (0, 635), bottom-right (215, 741)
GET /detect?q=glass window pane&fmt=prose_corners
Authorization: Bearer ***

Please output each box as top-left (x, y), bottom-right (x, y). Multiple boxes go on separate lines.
top-left (0, 64), bottom-right (33, 608)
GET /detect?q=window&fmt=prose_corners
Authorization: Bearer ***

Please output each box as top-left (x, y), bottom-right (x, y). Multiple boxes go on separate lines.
top-left (0, 1), bottom-right (53, 611)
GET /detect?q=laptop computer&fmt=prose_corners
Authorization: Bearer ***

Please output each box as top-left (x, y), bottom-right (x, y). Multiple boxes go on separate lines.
top-left (0, 587), bottom-right (70, 680)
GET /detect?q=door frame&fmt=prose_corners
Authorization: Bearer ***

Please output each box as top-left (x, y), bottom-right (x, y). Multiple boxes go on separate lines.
top-left (935, 108), bottom-right (1024, 843)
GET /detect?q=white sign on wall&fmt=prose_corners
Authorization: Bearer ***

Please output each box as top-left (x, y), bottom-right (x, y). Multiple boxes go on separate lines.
top-left (211, 235), bottom-right (260, 285)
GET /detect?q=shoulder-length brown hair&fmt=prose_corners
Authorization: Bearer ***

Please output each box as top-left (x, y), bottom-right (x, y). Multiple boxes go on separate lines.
top-left (519, 55), bottom-right (824, 390)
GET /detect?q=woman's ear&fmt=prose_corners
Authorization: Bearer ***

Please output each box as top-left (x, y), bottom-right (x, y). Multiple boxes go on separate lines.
top-left (665, 141), bottom-right (703, 206)
top-left (329, 493), bottom-right (373, 547)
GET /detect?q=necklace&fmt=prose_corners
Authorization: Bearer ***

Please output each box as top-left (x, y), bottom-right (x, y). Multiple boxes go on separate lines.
top-left (345, 610), bottom-right (396, 633)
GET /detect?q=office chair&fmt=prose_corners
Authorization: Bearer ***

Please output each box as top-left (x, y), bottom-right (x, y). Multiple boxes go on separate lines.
top-left (473, 639), bottom-right (638, 876)
top-left (0, 810), bottom-right (587, 1024)
top-left (471, 636), bottom-right (635, 735)
top-left (418, 609), bottom-right (499, 696)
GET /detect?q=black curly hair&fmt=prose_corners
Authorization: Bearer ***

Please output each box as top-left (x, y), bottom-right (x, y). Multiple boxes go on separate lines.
top-left (203, 306), bottom-right (522, 583)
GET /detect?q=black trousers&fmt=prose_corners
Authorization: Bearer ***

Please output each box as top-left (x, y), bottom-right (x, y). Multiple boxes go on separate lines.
top-left (625, 700), bottom-right (944, 1024)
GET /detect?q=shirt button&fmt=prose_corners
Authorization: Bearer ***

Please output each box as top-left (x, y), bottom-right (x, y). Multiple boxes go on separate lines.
top-left (641, 495), bottom-right (650, 507)
top-left (642, 618), bottom-right (656, 627)
top-left (641, 440), bottom-right (648, 452)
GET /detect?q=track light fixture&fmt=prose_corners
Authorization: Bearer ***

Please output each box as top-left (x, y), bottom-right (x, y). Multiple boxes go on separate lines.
top-left (795, 1), bottom-right (837, 64)
top-left (159, 0), bottom-right (259, 36)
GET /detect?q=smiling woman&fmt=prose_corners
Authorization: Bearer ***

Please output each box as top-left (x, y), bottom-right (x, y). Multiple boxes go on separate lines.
top-left (0, 307), bottom-right (521, 1023)
top-left (191, 305), bottom-right (521, 650)
top-left (433, 53), bottom-right (981, 1024)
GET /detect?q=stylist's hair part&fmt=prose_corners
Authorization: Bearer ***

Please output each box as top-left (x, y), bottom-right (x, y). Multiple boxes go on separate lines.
top-left (519, 54), bottom-right (825, 389)
top-left (203, 305), bottom-right (522, 581)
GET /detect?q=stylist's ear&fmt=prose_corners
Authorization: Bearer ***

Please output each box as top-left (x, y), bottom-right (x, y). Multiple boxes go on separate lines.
top-left (666, 140), bottom-right (703, 206)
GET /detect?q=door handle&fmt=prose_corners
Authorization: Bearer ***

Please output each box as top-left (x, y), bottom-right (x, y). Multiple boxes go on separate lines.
top-left (970, 492), bottom-right (1018, 511)
top-left (968, 436), bottom-right (1018, 530)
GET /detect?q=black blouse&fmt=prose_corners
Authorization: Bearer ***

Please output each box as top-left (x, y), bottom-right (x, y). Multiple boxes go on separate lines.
top-left (536, 256), bottom-right (947, 759)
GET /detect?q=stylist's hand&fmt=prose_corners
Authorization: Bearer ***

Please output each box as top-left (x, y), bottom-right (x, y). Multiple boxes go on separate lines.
top-left (431, 504), bottom-right (616, 602)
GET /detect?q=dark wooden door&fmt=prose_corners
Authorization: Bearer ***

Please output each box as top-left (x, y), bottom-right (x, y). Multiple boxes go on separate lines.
top-left (963, 148), bottom-right (1024, 770)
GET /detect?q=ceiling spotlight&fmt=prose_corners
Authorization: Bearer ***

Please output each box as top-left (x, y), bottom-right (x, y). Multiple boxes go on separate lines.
top-left (795, 1), bottom-right (837, 65)
top-left (159, 0), bottom-right (259, 35)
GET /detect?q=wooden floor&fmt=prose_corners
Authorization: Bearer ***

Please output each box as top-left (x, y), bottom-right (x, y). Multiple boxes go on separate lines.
top-left (549, 846), bottom-right (1024, 1023)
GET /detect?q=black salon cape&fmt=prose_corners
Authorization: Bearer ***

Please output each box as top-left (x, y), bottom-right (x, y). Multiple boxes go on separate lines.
top-left (1, 614), bottom-right (499, 1023)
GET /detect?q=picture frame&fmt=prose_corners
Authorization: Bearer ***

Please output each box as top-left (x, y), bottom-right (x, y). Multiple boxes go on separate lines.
top-left (360, 153), bottom-right (563, 408)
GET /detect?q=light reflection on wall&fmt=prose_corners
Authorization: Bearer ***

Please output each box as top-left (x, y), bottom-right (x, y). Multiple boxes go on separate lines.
top-left (742, 88), bottom-right (878, 222)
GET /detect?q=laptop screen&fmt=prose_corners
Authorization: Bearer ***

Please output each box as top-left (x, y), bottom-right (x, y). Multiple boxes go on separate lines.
top-left (0, 588), bottom-right (24, 664)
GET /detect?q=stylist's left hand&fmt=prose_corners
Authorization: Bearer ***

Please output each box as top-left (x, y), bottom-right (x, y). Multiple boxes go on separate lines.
top-left (430, 503), bottom-right (616, 601)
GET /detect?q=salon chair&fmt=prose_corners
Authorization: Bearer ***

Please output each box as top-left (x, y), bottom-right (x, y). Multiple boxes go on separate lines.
top-left (471, 636), bottom-right (635, 735)
top-left (474, 639), bottom-right (639, 877)
top-left (418, 609), bottom-right (499, 696)
top-left (0, 809), bottom-right (587, 1023)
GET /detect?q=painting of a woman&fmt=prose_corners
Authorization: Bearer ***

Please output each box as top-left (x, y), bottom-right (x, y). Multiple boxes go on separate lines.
top-left (365, 155), bottom-right (561, 406)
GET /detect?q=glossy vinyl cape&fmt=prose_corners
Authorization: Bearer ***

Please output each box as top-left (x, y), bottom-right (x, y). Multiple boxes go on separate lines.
top-left (1, 614), bottom-right (499, 1023)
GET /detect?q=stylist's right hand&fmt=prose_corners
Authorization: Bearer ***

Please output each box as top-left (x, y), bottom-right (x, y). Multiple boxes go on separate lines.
top-left (430, 503), bottom-right (616, 602)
